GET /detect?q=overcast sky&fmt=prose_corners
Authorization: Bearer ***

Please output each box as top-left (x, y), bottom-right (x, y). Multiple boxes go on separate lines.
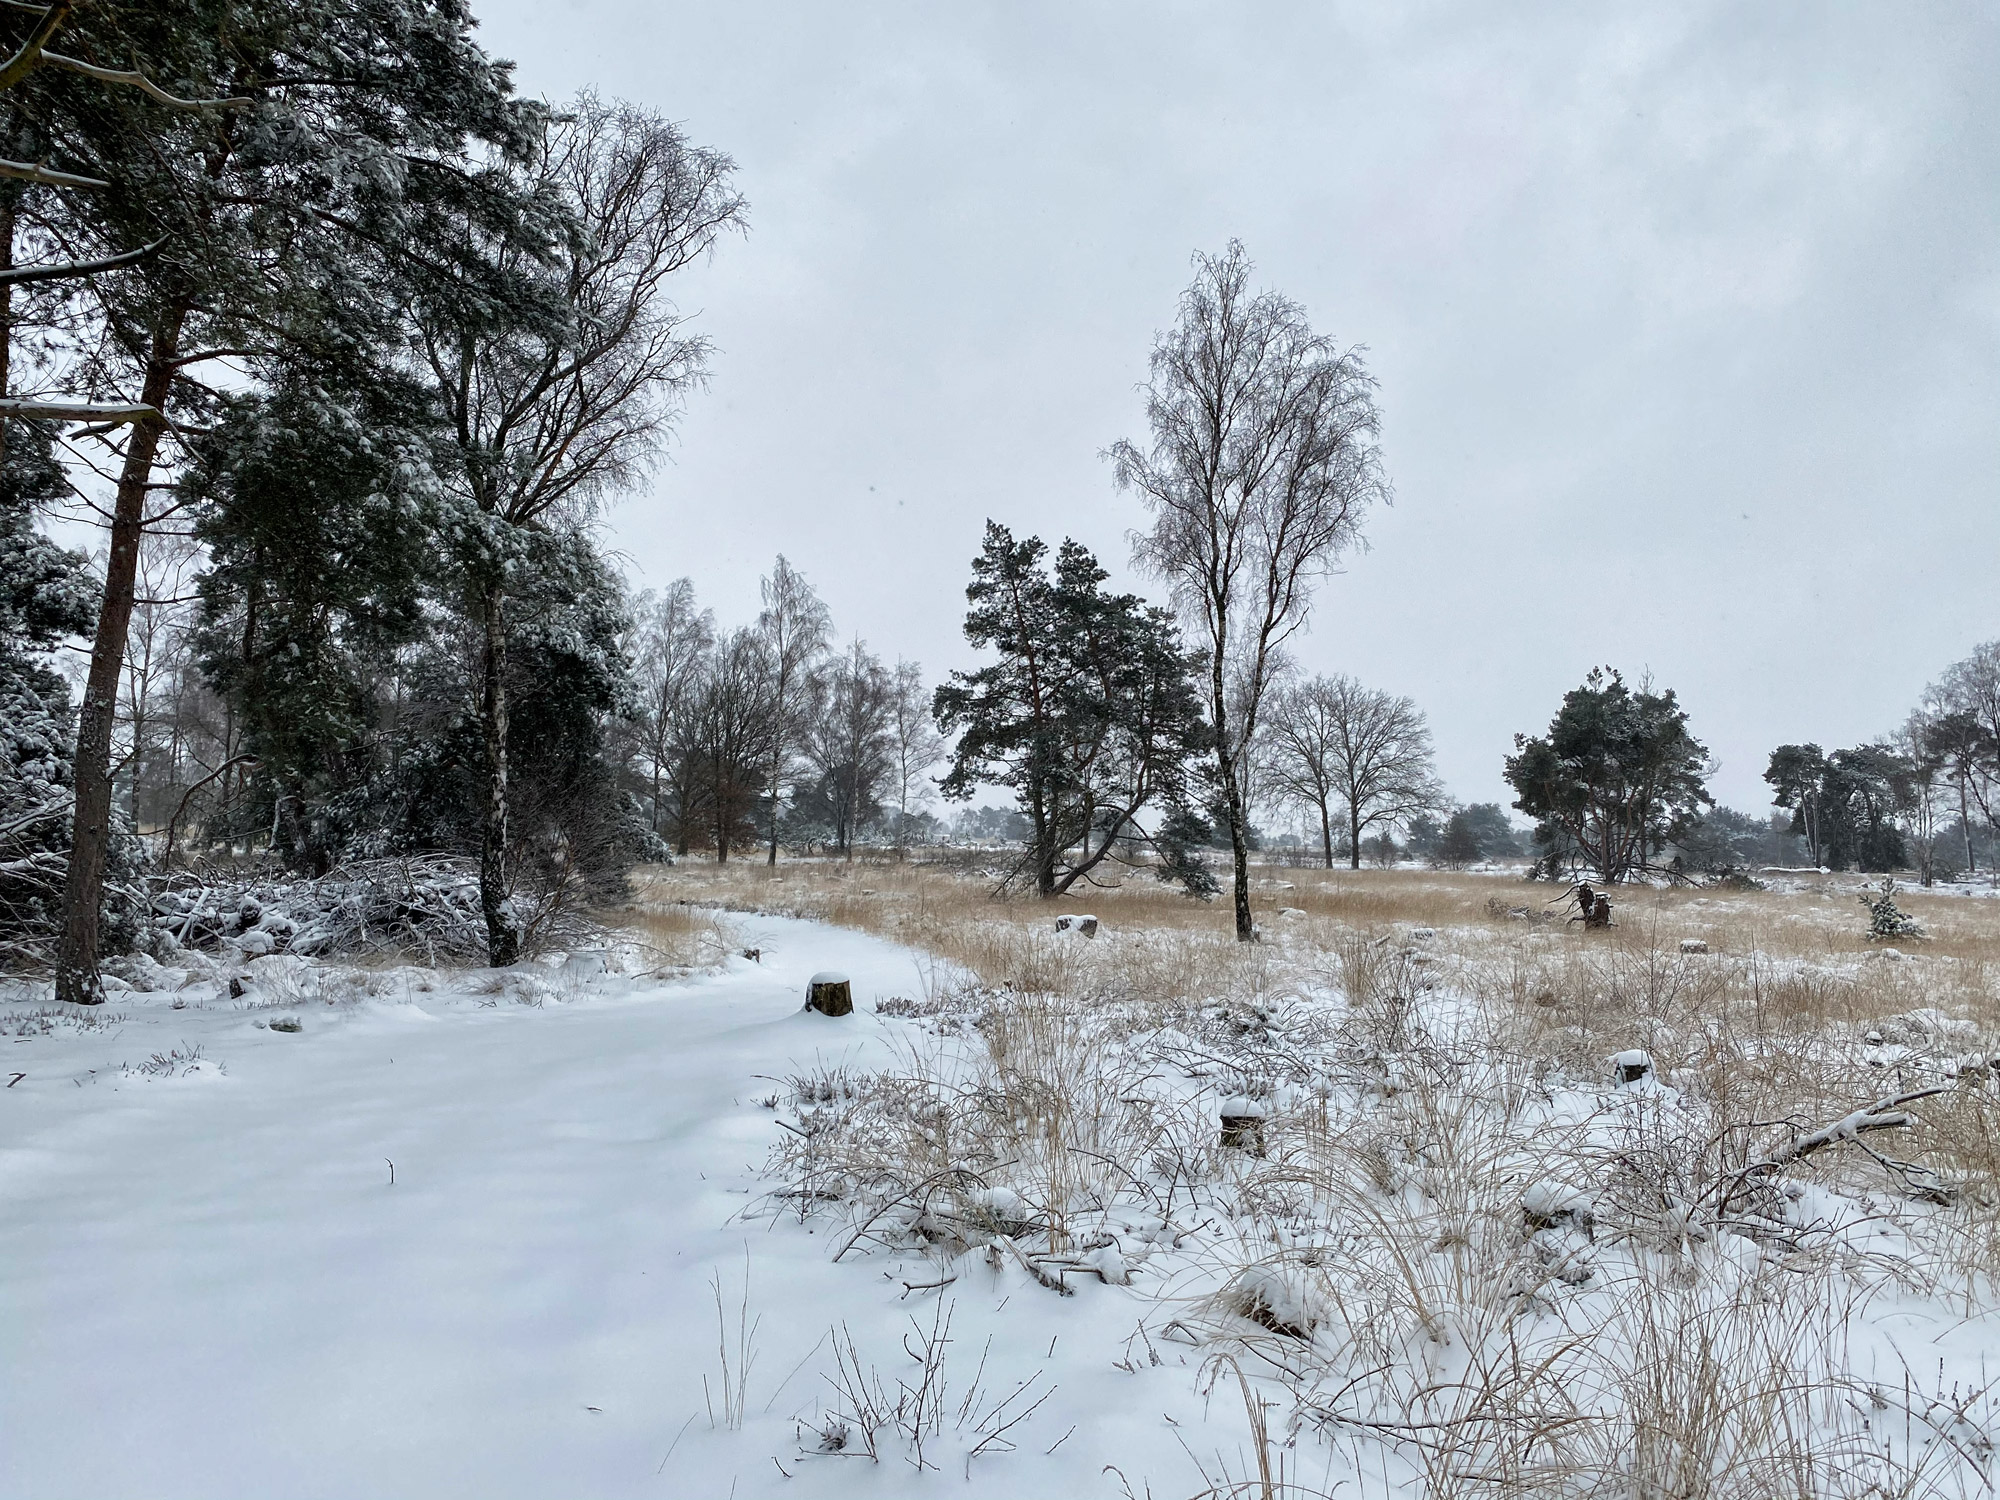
top-left (475, 0), bottom-right (1997, 815)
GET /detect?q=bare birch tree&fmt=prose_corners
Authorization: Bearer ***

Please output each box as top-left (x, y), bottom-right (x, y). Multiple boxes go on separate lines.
top-left (1114, 242), bottom-right (1388, 939)
top-left (416, 95), bottom-right (745, 963)
top-left (806, 639), bottom-right (894, 862)
top-left (755, 554), bottom-right (830, 865)
top-left (629, 578), bottom-right (713, 839)
top-left (691, 627), bottom-right (775, 863)
top-left (885, 658), bottom-right (942, 854)
top-left (1265, 673), bottom-right (1442, 870)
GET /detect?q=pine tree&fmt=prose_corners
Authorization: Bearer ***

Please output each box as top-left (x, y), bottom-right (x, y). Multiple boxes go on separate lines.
top-left (1506, 668), bottom-right (1713, 883)
top-left (23, 0), bottom-right (535, 1002)
top-left (935, 521), bottom-right (1213, 897)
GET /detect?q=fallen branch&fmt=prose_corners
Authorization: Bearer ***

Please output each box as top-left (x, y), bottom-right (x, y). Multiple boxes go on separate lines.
top-left (1725, 1084), bottom-right (1956, 1207)
top-left (1001, 1235), bottom-right (1074, 1296)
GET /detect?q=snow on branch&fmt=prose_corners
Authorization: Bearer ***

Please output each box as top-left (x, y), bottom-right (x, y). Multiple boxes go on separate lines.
top-left (1726, 1083), bottom-right (1956, 1206)
top-left (0, 397), bottom-right (160, 424)
top-left (0, 157), bottom-right (108, 189)
top-left (39, 51), bottom-right (251, 111)
top-left (0, 236), bottom-right (164, 286)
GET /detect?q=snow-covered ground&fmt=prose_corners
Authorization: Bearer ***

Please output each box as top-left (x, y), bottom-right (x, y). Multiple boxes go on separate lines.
top-left (0, 916), bottom-right (1260, 1499)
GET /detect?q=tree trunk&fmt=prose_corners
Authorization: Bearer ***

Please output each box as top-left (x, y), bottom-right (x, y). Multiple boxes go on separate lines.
top-left (0, 190), bottom-right (13, 464)
top-left (766, 743), bottom-right (782, 866)
top-left (844, 759), bottom-right (858, 864)
top-left (1963, 784), bottom-right (1975, 875)
top-left (1349, 803), bottom-right (1362, 871)
top-left (1207, 623), bottom-right (1254, 940)
top-left (1223, 762), bottom-right (1253, 940)
top-left (479, 581), bottom-right (520, 966)
top-left (56, 317), bottom-right (184, 1005)
top-left (1029, 783), bottom-right (1055, 898)
top-left (1318, 800), bottom-right (1334, 870)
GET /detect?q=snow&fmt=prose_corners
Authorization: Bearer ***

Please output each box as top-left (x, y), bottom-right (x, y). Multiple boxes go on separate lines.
top-left (9, 897), bottom-right (2000, 1497)
top-left (0, 916), bottom-right (1261, 1499)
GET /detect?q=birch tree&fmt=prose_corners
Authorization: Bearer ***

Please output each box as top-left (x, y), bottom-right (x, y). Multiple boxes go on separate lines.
top-left (415, 94), bottom-right (745, 963)
top-left (755, 555), bottom-right (830, 864)
top-left (1114, 243), bottom-right (1388, 939)
top-left (884, 658), bottom-right (942, 854)
top-left (630, 578), bottom-right (713, 839)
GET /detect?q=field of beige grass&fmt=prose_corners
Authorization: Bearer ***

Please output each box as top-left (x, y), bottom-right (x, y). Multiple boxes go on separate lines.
top-left (627, 856), bottom-right (2000, 1495)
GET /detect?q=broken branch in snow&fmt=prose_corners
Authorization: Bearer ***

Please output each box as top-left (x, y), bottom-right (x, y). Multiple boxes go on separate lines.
top-left (1001, 1235), bottom-right (1074, 1296)
top-left (1726, 1084), bottom-right (1957, 1207)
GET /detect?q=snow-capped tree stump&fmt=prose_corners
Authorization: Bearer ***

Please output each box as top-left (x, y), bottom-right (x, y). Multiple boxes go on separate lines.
top-left (1218, 1096), bottom-right (1267, 1156)
top-left (805, 971), bottom-right (852, 1016)
top-left (1614, 1049), bottom-right (1653, 1086)
top-left (1055, 914), bottom-right (1099, 938)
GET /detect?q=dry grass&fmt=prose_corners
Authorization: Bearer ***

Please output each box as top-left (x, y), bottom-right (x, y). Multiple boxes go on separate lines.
top-left (651, 855), bottom-right (2000, 1491)
top-left (617, 879), bottom-right (739, 972)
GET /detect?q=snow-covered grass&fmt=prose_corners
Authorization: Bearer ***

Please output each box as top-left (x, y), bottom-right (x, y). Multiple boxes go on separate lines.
top-left (675, 858), bottom-right (2000, 1494)
top-left (5, 859), bottom-right (2000, 1496)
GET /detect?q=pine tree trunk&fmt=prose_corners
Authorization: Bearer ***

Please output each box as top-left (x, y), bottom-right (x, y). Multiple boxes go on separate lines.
top-left (0, 191), bottom-right (13, 466)
top-left (1029, 782), bottom-right (1055, 897)
top-left (56, 318), bottom-right (185, 1005)
top-left (479, 581), bottom-right (520, 966)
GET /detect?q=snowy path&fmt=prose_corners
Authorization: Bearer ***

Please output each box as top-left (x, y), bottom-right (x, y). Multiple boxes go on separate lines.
top-left (0, 916), bottom-right (1244, 1499)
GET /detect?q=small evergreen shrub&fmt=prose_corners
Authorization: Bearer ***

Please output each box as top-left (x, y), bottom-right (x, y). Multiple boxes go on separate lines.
top-left (1859, 878), bottom-right (1925, 942)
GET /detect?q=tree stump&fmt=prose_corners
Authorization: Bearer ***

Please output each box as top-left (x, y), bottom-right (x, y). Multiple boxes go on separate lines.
top-left (1055, 914), bottom-right (1099, 938)
top-left (1218, 1096), bottom-right (1267, 1156)
top-left (1573, 884), bottom-right (1613, 929)
top-left (805, 971), bottom-right (852, 1016)
top-left (1614, 1049), bottom-right (1653, 1086)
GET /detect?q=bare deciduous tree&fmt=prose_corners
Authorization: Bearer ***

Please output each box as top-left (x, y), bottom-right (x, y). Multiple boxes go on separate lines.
top-left (1265, 673), bottom-right (1442, 870)
top-left (691, 628), bottom-right (774, 863)
top-left (806, 639), bottom-right (894, 862)
top-left (629, 578), bottom-right (714, 840)
top-left (418, 95), bottom-right (746, 963)
top-left (884, 657), bottom-right (942, 855)
top-left (1114, 242), bottom-right (1388, 938)
top-left (755, 554), bottom-right (830, 865)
